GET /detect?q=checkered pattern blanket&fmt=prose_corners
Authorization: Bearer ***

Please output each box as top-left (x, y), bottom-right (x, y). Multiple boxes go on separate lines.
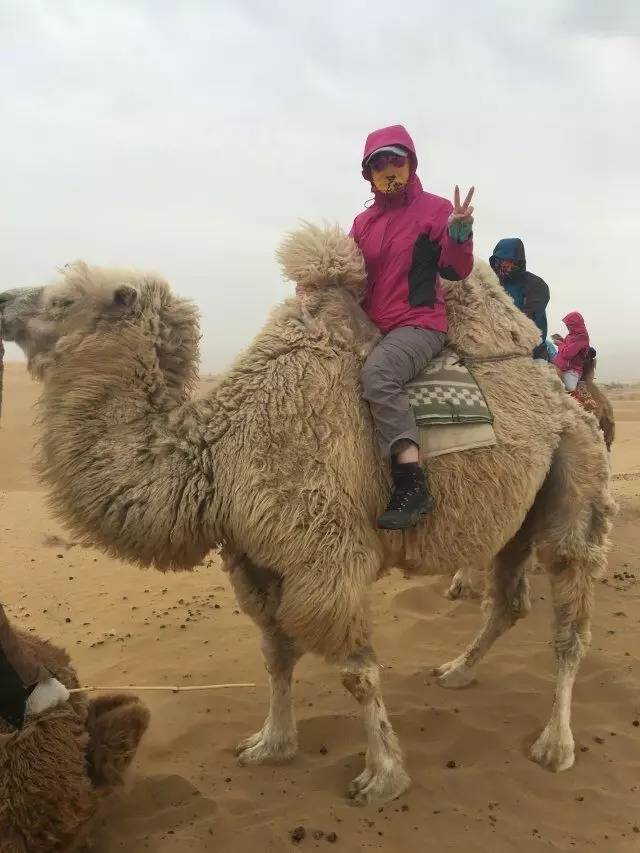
top-left (407, 348), bottom-right (493, 427)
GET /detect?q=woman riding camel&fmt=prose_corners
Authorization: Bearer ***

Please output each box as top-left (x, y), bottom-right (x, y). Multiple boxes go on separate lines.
top-left (349, 124), bottom-right (474, 529)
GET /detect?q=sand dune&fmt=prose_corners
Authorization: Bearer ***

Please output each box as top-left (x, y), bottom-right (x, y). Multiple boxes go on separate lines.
top-left (1, 362), bottom-right (639, 851)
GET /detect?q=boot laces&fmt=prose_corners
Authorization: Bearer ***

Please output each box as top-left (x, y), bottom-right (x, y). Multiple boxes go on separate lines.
top-left (386, 484), bottom-right (421, 512)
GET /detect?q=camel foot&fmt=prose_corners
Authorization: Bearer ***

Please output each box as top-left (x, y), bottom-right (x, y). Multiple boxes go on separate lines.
top-left (347, 764), bottom-right (411, 807)
top-left (235, 729), bottom-right (297, 765)
top-left (446, 570), bottom-right (478, 600)
top-left (434, 656), bottom-right (476, 688)
top-left (512, 577), bottom-right (532, 616)
top-left (530, 725), bottom-right (575, 772)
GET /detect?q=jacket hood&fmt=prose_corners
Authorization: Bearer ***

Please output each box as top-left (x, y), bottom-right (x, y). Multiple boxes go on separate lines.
top-left (563, 311), bottom-right (587, 335)
top-left (361, 124), bottom-right (417, 179)
top-left (360, 124), bottom-right (421, 206)
top-left (489, 238), bottom-right (526, 271)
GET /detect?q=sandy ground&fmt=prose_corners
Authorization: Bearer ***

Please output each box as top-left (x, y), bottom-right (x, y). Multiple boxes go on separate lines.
top-left (1, 362), bottom-right (639, 852)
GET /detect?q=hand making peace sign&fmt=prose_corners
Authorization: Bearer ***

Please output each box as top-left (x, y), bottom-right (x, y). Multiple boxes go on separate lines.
top-left (449, 185), bottom-right (475, 226)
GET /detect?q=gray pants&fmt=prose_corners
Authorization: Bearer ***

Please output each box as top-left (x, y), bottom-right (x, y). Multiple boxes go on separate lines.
top-left (361, 326), bottom-right (446, 457)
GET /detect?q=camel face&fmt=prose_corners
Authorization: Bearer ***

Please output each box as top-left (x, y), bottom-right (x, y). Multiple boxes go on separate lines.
top-left (0, 285), bottom-right (52, 359)
top-left (0, 263), bottom-right (139, 371)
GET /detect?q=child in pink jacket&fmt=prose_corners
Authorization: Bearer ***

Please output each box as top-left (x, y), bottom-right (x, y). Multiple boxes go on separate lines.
top-left (552, 312), bottom-right (590, 391)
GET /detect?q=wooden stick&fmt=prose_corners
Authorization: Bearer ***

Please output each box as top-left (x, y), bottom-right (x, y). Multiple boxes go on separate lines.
top-left (0, 331), bottom-right (4, 423)
top-left (69, 682), bottom-right (255, 695)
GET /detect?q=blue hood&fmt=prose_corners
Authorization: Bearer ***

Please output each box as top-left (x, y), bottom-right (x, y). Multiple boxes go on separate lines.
top-left (490, 237), bottom-right (527, 272)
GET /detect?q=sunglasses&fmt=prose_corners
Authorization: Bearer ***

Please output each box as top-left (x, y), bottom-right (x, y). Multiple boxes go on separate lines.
top-left (368, 153), bottom-right (408, 171)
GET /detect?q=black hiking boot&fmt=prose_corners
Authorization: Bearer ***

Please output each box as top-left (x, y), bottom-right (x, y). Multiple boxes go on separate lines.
top-left (377, 462), bottom-right (435, 530)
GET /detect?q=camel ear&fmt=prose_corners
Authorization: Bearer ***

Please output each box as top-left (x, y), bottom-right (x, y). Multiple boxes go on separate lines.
top-left (113, 285), bottom-right (137, 308)
top-left (86, 694), bottom-right (150, 789)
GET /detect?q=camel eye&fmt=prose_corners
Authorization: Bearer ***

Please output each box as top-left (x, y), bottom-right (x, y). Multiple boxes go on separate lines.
top-left (51, 297), bottom-right (74, 309)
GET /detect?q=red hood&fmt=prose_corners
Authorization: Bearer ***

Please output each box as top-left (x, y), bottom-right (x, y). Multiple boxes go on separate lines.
top-left (563, 311), bottom-right (587, 336)
top-left (361, 124), bottom-right (420, 203)
top-left (361, 124), bottom-right (417, 171)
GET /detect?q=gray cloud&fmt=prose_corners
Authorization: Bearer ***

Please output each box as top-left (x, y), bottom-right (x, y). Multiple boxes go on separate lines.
top-left (1, 0), bottom-right (637, 378)
top-left (561, 0), bottom-right (640, 37)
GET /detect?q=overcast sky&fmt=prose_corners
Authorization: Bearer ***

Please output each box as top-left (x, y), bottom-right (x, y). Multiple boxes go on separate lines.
top-left (2, 0), bottom-right (638, 379)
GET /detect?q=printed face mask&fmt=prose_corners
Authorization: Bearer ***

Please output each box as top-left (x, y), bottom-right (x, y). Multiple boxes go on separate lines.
top-left (370, 156), bottom-right (410, 194)
top-left (494, 259), bottom-right (518, 279)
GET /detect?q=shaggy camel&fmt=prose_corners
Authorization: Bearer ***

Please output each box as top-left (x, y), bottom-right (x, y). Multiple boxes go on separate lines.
top-left (0, 225), bottom-right (615, 806)
top-left (0, 620), bottom-right (148, 852)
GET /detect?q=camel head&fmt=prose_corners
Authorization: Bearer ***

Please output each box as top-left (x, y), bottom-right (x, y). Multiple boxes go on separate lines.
top-left (0, 261), bottom-right (200, 396)
top-left (0, 262), bottom-right (144, 374)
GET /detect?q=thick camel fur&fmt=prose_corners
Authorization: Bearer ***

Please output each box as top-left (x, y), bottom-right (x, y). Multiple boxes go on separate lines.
top-left (0, 223), bottom-right (615, 805)
top-left (0, 624), bottom-right (149, 852)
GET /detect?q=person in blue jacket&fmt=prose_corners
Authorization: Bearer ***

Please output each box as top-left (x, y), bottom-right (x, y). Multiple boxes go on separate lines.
top-left (490, 238), bottom-right (550, 361)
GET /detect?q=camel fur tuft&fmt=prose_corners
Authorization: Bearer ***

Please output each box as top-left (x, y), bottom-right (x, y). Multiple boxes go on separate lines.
top-left (277, 220), bottom-right (366, 298)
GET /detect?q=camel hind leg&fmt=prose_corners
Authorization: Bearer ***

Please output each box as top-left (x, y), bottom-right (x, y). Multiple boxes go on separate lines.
top-left (528, 423), bottom-right (613, 772)
top-left (435, 531), bottom-right (534, 688)
top-left (529, 554), bottom-right (593, 772)
top-left (437, 414), bottom-right (613, 775)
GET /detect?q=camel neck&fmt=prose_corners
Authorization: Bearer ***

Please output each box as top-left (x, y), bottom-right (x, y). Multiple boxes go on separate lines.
top-left (37, 326), bottom-right (222, 571)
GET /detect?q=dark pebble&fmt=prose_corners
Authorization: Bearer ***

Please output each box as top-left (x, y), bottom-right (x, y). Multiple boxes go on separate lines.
top-left (290, 826), bottom-right (306, 844)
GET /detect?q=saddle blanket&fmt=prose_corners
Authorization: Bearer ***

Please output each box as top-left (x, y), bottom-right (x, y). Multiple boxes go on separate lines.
top-left (406, 348), bottom-right (497, 459)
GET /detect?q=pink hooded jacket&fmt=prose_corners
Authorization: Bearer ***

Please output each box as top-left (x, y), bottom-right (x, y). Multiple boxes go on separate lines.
top-left (349, 125), bottom-right (474, 334)
top-left (553, 312), bottom-right (590, 374)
